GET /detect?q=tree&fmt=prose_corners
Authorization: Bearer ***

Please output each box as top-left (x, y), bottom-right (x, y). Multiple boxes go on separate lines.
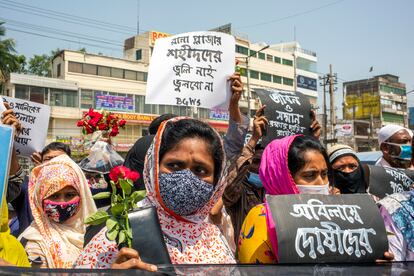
top-left (27, 48), bottom-right (61, 77)
top-left (28, 54), bottom-right (51, 77)
top-left (0, 22), bottom-right (20, 83)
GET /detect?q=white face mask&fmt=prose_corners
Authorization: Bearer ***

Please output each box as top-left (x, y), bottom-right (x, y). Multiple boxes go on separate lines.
top-left (296, 183), bottom-right (330, 195)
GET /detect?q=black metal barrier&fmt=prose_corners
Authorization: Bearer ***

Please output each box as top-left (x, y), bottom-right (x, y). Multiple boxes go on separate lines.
top-left (1, 262), bottom-right (414, 275)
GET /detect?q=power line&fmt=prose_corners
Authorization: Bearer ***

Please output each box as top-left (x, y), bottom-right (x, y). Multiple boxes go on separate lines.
top-left (6, 27), bottom-right (122, 52)
top-left (0, 0), bottom-right (141, 32)
top-left (0, 2), bottom-right (145, 35)
top-left (1, 18), bottom-right (124, 47)
top-left (236, 0), bottom-right (345, 29)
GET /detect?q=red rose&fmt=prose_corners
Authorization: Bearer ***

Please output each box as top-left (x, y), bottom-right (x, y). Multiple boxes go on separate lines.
top-left (109, 166), bottom-right (140, 183)
top-left (98, 123), bottom-right (108, 130)
top-left (76, 120), bottom-right (84, 127)
top-left (126, 170), bottom-right (140, 182)
top-left (89, 116), bottom-right (101, 128)
top-left (109, 124), bottom-right (119, 137)
top-left (84, 124), bottom-right (94, 134)
top-left (86, 107), bottom-right (95, 117)
top-left (119, 119), bottom-right (126, 127)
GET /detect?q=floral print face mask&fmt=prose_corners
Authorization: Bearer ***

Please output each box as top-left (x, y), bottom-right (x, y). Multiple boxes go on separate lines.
top-left (43, 198), bottom-right (81, 223)
top-left (158, 169), bottom-right (214, 216)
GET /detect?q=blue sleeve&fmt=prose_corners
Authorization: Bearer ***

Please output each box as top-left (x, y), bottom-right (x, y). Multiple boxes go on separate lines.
top-left (223, 115), bottom-right (249, 161)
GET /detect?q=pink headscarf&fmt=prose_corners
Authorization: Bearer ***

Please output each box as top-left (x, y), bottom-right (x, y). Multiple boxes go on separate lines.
top-left (259, 135), bottom-right (300, 195)
top-left (259, 135), bottom-right (301, 261)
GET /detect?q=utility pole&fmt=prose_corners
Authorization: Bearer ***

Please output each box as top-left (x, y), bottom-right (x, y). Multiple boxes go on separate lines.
top-left (328, 64), bottom-right (338, 141)
top-left (319, 75), bottom-right (328, 148)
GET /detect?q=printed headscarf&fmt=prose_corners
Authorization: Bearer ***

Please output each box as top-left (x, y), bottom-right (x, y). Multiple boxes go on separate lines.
top-left (142, 117), bottom-right (235, 264)
top-left (20, 154), bottom-right (97, 268)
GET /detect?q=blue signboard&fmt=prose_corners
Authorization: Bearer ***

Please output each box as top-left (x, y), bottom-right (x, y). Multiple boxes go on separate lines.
top-left (0, 125), bottom-right (13, 213)
top-left (95, 93), bottom-right (134, 112)
top-left (297, 75), bottom-right (317, 91)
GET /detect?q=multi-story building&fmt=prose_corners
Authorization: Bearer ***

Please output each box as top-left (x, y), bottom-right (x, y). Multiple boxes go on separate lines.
top-left (2, 27), bottom-right (318, 154)
top-left (343, 74), bottom-right (408, 150)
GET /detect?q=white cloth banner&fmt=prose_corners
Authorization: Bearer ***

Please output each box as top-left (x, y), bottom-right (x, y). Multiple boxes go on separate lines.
top-left (1, 96), bottom-right (51, 157)
top-left (145, 31), bottom-right (235, 109)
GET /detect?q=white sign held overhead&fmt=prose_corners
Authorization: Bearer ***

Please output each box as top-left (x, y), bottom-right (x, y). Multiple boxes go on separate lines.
top-left (1, 96), bottom-right (51, 157)
top-left (145, 31), bottom-right (235, 109)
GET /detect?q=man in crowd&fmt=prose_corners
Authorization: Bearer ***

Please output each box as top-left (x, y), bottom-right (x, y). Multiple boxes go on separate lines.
top-left (376, 124), bottom-right (413, 169)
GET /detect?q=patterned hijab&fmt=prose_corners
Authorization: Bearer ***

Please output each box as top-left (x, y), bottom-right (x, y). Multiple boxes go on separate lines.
top-left (20, 154), bottom-right (97, 268)
top-left (142, 117), bottom-right (235, 264)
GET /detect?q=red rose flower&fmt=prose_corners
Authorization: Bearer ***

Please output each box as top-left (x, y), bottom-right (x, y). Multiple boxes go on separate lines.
top-left (98, 122), bottom-right (108, 130)
top-left (84, 124), bottom-right (94, 134)
top-left (76, 120), bottom-right (84, 127)
top-left (109, 166), bottom-right (140, 183)
top-left (119, 119), bottom-right (126, 127)
top-left (89, 116), bottom-right (101, 128)
top-left (109, 124), bottom-right (119, 137)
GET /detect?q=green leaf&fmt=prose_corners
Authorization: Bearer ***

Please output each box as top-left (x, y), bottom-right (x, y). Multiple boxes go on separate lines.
top-left (126, 228), bottom-right (133, 239)
top-left (127, 179), bottom-right (133, 186)
top-left (111, 203), bottom-right (124, 216)
top-left (118, 230), bottom-right (126, 245)
top-left (106, 217), bottom-right (118, 232)
top-left (130, 190), bottom-right (146, 204)
top-left (92, 192), bottom-right (111, 200)
top-left (107, 227), bottom-right (119, 241)
top-left (119, 179), bottom-right (132, 195)
top-left (85, 211), bottom-right (110, 225)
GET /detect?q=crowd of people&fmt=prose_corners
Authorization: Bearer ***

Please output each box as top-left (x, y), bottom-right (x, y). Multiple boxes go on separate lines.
top-left (0, 73), bottom-right (413, 271)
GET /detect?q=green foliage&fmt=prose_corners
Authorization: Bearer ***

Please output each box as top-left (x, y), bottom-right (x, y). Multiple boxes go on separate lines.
top-left (28, 54), bottom-right (51, 77)
top-left (84, 211), bottom-right (110, 225)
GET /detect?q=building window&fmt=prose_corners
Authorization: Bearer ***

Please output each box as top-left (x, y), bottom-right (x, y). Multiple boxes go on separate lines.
top-left (50, 89), bottom-right (78, 107)
top-left (125, 70), bottom-right (137, 80)
top-left (15, 85), bottom-right (29, 100)
top-left (283, 77), bottom-right (294, 86)
top-left (136, 49), bottom-right (142, 61)
top-left (98, 66), bottom-right (111, 77)
top-left (273, 75), bottom-right (282, 84)
top-left (81, 89), bottom-right (94, 109)
top-left (57, 63), bottom-right (61, 77)
top-left (282, 59), bottom-right (293, 66)
top-left (111, 67), bottom-right (124, 79)
top-left (266, 54), bottom-right (273, 62)
top-left (137, 72), bottom-right (146, 82)
top-left (296, 57), bottom-right (317, 73)
top-left (235, 45), bottom-right (249, 55)
top-left (258, 52), bottom-right (265, 60)
top-left (260, 72), bottom-right (272, 82)
top-left (68, 62), bottom-right (82, 73)
top-left (30, 86), bottom-right (46, 104)
top-left (250, 70), bottom-right (259, 79)
top-left (83, 64), bottom-right (97, 75)
top-left (274, 56), bottom-right (281, 63)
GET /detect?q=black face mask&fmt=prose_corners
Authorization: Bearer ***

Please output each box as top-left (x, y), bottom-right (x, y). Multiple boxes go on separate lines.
top-left (333, 166), bottom-right (366, 194)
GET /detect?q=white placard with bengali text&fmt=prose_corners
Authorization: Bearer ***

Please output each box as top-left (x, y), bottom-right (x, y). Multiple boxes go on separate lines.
top-left (145, 31), bottom-right (235, 109)
top-left (1, 96), bottom-right (50, 157)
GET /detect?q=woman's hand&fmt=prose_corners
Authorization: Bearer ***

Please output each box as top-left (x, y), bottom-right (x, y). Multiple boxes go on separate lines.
top-left (376, 251), bottom-right (394, 263)
top-left (2, 102), bottom-right (22, 139)
top-left (248, 105), bottom-right (268, 149)
top-left (111, 247), bottom-right (157, 271)
top-left (310, 110), bottom-right (321, 140)
top-left (228, 73), bottom-right (243, 123)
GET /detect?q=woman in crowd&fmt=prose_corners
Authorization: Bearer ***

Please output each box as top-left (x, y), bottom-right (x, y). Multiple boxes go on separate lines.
top-left (378, 190), bottom-right (414, 261)
top-left (75, 118), bottom-right (235, 270)
top-left (237, 135), bottom-right (334, 263)
top-left (19, 154), bottom-right (97, 268)
top-left (328, 144), bottom-right (367, 194)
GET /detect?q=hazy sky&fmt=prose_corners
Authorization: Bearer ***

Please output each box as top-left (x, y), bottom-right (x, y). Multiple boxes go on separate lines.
top-left (2, 0), bottom-right (413, 113)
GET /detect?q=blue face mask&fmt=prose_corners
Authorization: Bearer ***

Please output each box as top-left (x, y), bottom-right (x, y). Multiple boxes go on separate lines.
top-left (247, 172), bottom-right (263, 188)
top-left (385, 142), bottom-right (412, 160)
top-left (158, 169), bottom-right (214, 216)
